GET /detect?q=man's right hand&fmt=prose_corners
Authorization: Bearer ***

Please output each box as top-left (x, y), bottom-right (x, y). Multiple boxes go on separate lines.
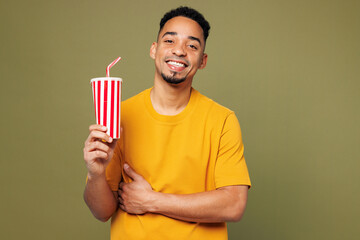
top-left (83, 124), bottom-right (118, 179)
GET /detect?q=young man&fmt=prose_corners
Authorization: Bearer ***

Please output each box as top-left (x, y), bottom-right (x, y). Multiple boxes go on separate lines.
top-left (83, 6), bottom-right (251, 240)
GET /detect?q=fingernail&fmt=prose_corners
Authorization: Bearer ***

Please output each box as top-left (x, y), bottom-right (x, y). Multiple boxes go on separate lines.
top-left (124, 163), bottom-right (129, 169)
top-left (102, 126), bottom-right (107, 131)
top-left (109, 137), bottom-right (113, 143)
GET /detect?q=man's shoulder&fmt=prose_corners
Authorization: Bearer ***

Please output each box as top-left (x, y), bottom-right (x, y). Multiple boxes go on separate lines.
top-left (195, 89), bottom-right (234, 117)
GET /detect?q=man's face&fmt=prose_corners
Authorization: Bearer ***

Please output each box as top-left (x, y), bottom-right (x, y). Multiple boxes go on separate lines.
top-left (150, 16), bottom-right (208, 85)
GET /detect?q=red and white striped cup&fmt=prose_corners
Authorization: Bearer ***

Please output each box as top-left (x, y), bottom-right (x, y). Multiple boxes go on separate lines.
top-left (91, 77), bottom-right (122, 139)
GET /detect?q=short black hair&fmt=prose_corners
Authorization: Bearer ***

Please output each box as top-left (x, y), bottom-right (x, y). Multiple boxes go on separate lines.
top-left (159, 6), bottom-right (210, 43)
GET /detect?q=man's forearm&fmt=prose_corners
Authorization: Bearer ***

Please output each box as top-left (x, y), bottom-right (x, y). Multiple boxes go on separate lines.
top-left (84, 174), bottom-right (117, 222)
top-left (148, 185), bottom-right (248, 223)
top-left (119, 164), bottom-right (249, 223)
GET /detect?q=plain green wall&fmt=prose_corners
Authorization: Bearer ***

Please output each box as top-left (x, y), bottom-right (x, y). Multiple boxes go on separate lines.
top-left (1, 0), bottom-right (359, 239)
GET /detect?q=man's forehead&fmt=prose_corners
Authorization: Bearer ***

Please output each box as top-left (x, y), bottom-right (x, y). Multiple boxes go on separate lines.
top-left (158, 16), bottom-right (204, 42)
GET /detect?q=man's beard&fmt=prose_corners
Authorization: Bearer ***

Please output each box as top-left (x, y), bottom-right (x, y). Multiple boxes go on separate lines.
top-left (161, 72), bottom-right (186, 85)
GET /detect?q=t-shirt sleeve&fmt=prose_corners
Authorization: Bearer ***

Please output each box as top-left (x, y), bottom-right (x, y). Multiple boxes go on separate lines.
top-left (105, 139), bottom-right (123, 191)
top-left (215, 112), bottom-right (251, 189)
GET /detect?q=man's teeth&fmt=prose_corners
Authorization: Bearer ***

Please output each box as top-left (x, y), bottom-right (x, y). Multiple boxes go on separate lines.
top-left (168, 61), bottom-right (185, 67)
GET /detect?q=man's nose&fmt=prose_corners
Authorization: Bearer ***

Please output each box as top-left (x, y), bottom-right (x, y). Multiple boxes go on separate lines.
top-left (172, 43), bottom-right (186, 56)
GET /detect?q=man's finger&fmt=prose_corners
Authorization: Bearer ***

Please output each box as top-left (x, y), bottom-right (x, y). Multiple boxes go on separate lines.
top-left (87, 151), bottom-right (108, 161)
top-left (85, 140), bottom-right (110, 153)
top-left (118, 195), bottom-right (123, 204)
top-left (118, 182), bottom-right (124, 190)
top-left (123, 163), bottom-right (142, 181)
top-left (88, 130), bottom-right (113, 144)
top-left (89, 124), bottom-right (107, 132)
top-left (119, 203), bottom-right (126, 212)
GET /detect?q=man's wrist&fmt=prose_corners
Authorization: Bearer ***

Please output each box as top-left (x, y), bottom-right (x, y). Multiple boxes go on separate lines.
top-left (87, 172), bottom-right (106, 182)
top-left (147, 191), bottom-right (163, 213)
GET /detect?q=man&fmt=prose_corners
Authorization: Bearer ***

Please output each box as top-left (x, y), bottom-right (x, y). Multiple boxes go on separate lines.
top-left (83, 6), bottom-right (251, 240)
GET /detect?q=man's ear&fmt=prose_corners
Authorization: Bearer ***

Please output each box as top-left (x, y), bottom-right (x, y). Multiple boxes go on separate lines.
top-left (150, 42), bottom-right (157, 59)
top-left (199, 53), bottom-right (208, 69)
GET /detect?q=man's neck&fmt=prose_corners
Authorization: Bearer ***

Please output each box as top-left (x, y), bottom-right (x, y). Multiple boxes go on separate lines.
top-left (150, 77), bottom-right (193, 116)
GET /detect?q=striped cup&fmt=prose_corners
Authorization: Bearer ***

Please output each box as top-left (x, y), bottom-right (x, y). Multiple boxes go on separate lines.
top-left (91, 77), bottom-right (122, 138)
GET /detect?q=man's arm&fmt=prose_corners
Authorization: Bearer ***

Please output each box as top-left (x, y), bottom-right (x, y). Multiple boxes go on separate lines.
top-left (151, 185), bottom-right (248, 223)
top-left (84, 174), bottom-right (118, 222)
top-left (83, 124), bottom-right (118, 222)
top-left (118, 164), bottom-right (248, 223)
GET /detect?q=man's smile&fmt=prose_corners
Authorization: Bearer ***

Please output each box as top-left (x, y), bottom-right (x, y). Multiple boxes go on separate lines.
top-left (165, 58), bottom-right (189, 72)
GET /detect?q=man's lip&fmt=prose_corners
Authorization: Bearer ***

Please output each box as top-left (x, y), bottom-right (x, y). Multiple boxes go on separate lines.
top-left (166, 62), bottom-right (187, 72)
top-left (165, 58), bottom-right (189, 67)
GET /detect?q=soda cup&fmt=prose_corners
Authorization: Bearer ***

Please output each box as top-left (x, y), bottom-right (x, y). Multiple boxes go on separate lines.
top-left (91, 77), bottom-right (122, 138)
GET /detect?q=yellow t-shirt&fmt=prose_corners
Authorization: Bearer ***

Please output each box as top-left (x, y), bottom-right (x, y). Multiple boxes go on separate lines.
top-left (106, 88), bottom-right (251, 240)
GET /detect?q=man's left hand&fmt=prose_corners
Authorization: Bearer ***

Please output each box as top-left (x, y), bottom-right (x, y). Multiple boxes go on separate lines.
top-left (118, 163), bottom-right (155, 214)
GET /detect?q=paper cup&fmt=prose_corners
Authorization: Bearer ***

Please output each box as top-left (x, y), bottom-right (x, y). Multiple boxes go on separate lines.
top-left (91, 77), bottom-right (122, 139)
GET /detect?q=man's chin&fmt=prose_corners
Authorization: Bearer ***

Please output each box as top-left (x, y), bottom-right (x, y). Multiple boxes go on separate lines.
top-left (161, 73), bottom-right (186, 85)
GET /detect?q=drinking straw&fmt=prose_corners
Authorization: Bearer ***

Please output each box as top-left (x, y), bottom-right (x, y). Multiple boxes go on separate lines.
top-left (106, 57), bottom-right (121, 77)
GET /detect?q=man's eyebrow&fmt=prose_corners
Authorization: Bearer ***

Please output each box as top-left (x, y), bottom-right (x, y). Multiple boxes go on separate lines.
top-left (161, 32), bottom-right (202, 46)
top-left (162, 32), bottom-right (177, 38)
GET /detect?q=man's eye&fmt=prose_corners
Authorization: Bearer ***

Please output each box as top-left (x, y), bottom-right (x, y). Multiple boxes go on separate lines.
top-left (189, 45), bottom-right (198, 50)
top-left (164, 40), bottom-right (173, 43)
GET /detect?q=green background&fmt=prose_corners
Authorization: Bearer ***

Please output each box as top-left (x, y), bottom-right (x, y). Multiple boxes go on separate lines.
top-left (1, 0), bottom-right (359, 239)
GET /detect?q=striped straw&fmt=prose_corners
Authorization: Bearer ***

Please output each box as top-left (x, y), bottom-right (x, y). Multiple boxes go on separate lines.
top-left (106, 57), bottom-right (121, 77)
